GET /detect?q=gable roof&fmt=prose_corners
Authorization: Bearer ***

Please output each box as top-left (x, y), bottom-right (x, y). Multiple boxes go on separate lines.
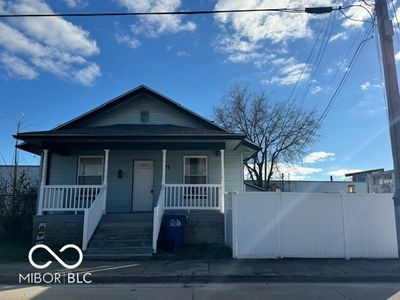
top-left (53, 85), bottom-right (228, 132)
top-left (15, 85), bottom-right (260, 155)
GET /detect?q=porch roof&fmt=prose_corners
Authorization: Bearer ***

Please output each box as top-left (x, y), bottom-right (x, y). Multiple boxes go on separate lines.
top-left (16, 124), bottom-right (243, 138)
top-left (15, 124), bottom-right (259, 155)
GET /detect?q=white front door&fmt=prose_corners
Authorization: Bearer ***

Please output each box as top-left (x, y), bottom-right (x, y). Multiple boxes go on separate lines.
top-left (132, 160), bottom-right (154, 212)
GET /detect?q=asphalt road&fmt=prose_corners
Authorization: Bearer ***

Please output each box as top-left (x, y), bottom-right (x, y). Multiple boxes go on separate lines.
top-left (1, 283), bottom-right (400, 300)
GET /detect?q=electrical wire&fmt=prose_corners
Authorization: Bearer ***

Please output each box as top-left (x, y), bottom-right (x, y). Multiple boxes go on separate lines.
top-left (284, 13), bottom-right (330, 108)
top-left (0, 7), bottom-right (340, 18)
top-left (297, 20), bottom-right (375, 152)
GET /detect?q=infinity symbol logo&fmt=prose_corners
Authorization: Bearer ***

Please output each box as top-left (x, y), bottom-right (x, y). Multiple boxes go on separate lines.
top-left (28, 244), bottom-right (83, 270)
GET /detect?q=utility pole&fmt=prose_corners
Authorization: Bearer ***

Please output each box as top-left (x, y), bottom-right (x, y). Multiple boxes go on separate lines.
top-left (376, 0), bottom-right (400, 254)
top-left (12, 120), bottom-right (20, 195)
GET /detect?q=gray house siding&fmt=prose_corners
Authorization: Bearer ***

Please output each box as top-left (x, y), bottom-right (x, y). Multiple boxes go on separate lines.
top-left (82, 94), bottom-right (204, 129)
top-left (45, 149), bottom-right (244, 213)
top-left (48, 153), bottom-right (78, 185)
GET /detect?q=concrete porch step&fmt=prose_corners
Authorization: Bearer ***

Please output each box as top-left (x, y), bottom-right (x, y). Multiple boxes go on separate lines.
top-left (84, 253), bottom-right (152, 260)
top-left (90, 239), bottom-right (152, 248)
top-left (85, 214), bottom-right (154, 260)
top-left (101, 213), bottom-right (153, 222)
top-left (92, 233), bottom-right (152, 240)
top-left (86, 246), bottom-right (153, 255)
top-left (95, 228), bottom-right (152, 235)
top-left (98, 221), bottom-right (153, 228)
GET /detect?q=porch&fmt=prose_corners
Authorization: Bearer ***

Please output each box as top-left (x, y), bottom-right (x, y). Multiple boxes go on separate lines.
top-left (36, 148), bottom-right (227, 252)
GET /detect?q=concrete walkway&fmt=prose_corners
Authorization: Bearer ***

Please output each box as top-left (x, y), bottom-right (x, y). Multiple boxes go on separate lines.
top-left (2, 259), bottom-right (400, 284)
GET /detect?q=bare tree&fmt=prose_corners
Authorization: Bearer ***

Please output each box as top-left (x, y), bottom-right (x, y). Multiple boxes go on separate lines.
top-left (214, 84), bottom-right (320, 190)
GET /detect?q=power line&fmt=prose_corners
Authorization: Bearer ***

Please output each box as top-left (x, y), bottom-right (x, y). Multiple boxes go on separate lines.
top-left (0, 6), bottom-right (344, 18)
top-left (284, 13), bottom-right (331, 108)
top-left (298, 19), bottom-right (375, 152)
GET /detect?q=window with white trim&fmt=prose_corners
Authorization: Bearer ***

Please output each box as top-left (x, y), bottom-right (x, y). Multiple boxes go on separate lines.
top-left (183, 156), bottom-right (207, 184)
top-left (77, 156), bottom-right (103, 185)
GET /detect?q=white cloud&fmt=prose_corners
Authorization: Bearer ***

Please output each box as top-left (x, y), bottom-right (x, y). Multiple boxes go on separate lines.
top-left (213, 1), bottom-right (334, 85)
top-left (329, 32), bottom-right (349, 43)
top-left (115, 33), bottom-right (141, 49)
top-left (63, 0), bottom-right (87, 8)
top-left (216, 35), bottom-right (276, 66)
top-left (360, 81), bottom-right (382, 91)
top-left (74, 63), bottom-right (101, 86)
top-left (244, 162), bottom-right (322, 181)
top-left (0, 53), bottom-right (38, 79)
top-left (310, 86), bottom-right (323, 94)
top-left (117, 0), bottom-right (195, 40)
top-left (214, 0), bottom-right (331, 44)
top-left (328, 169), bottom-right (363, 179)
top-left (263, 57), bottom-right (310, 86)
top-left (176, 51), bottom-right (190, 57)
top-left (0, 0), bottom-right (100, 85)
top-left (303, 151), bottom-right (335, 164)
top-left (274, 163), bottom-right (322, 180)
top-left (360, 81), bottom-right (371, 90)
top-left (396, 51), bottom-right (400, 62)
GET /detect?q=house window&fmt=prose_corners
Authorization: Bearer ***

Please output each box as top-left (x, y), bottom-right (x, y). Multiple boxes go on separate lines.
top-left (140, 110), bottom-right (149, 123)
top-left (184, 156), bottom-right (207, 184)
top-left (77, 156), bottom-right (103, 185)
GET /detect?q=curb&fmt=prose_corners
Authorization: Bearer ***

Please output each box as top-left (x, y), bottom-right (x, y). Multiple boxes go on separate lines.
top-left (3, 275), bottom-right (400, 285)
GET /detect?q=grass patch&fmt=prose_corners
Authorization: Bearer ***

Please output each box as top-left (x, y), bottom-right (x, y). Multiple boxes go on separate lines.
top-left (153, 243), bottom-right (232, 260)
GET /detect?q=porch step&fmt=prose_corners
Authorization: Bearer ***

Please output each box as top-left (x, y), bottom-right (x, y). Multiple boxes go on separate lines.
top-left (84, 253), bottom-right (152, 260)
top-left (90, 239), bottom-right (151, 248)
top-left (85, 213), bottom-right (153, 260)
top-left (86, 246), bottom-right (153, 254)
top-left (101, 213), bottom-right (153, 222)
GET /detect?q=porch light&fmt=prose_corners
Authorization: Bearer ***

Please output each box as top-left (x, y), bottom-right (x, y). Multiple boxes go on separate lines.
top-left (347, 184), bottom-right (355, 193)
top-left (118, 169), bottom-right (123, 178)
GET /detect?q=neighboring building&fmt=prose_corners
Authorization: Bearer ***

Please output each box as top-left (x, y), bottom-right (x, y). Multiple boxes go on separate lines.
top-left (0, 165), bottom-right (40, 189)
top-left (245, 180), bottom-right (367, 193)
top-left (346, 169), bottom-right (395, 194)
top-left (15, 85), bottom-right (259, 259)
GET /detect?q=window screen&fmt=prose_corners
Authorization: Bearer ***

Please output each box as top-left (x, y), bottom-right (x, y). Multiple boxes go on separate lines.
top-left (78, 157), bottom-right (103, 185)
top-left (184, 157), bottom-right (207, 184)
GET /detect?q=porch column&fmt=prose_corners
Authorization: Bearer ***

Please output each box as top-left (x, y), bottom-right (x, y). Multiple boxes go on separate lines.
top-left (103, 149), bottom-right (110, 214)
top-left (162, 149), bottom-right (167, 185)
top-left (38, 149), bottom-right (49, 215)
top-left (220, 149), bottom-right (225, 213)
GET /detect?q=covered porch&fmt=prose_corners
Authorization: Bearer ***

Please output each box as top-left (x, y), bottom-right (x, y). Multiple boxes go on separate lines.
top-left (35, 146), bottom-right (227, 251)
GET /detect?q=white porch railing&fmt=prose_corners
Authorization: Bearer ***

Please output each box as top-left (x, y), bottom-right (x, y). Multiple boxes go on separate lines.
top-left (164, 184), bottom-right (222, 210)
top-left (152, 185), bottom-right (165, 253)
top-left (38, 184), bottom-right (106, 251)
top-left (82, 185), bottom-right (107, 251)
top-left (40, 185), bottom-right (103, 213)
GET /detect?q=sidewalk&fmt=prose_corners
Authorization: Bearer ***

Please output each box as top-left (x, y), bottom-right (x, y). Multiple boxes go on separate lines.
top-left (2, 258), bottom-right (400, 284)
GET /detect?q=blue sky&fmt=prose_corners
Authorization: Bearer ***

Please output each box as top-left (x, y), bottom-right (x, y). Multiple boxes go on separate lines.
top-left (0, 0), bottom-right (397, 180)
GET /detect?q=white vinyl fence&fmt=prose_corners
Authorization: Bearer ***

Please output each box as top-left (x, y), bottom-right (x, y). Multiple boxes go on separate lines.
top-left (231, 191), bottom-right (398, 259)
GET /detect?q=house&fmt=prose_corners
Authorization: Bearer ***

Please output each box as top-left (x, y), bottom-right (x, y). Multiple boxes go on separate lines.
top-left (15, 85), bottom-right (258, 259)
top-left (346, 168), bottom-right (395, 193)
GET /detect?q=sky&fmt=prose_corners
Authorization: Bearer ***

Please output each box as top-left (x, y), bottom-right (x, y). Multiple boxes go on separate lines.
top-left (0, 0), bottom-right (398, 181)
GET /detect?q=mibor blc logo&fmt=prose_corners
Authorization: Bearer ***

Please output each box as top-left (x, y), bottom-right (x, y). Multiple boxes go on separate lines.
top-left (19, 244), bottom-right (92, 284)
top-left (28, 244), bottom-right (83, 269)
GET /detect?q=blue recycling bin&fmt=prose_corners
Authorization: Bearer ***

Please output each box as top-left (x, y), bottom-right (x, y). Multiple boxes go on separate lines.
top-left (165, 215), bottom-right (186, 250)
